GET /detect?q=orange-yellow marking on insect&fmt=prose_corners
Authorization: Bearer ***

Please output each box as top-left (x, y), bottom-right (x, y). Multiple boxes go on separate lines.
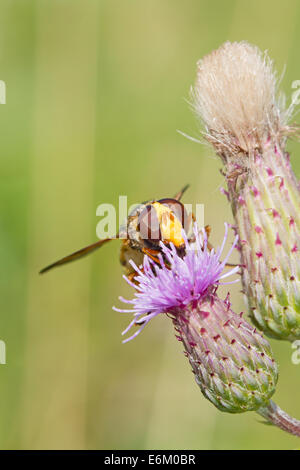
top-left (152, 202), bottom-right (185, 247)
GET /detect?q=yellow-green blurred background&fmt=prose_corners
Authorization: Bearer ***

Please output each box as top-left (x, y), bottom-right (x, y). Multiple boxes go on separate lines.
top-left (1, 0), bottom-right (300, 450)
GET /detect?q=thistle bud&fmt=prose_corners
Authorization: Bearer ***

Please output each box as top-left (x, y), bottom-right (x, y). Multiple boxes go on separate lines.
top-left (175, 294), bottom-right (277, 413)
top-left (192, 41), bottom-right (300, 341)
top-left (114, 225), bottom-right (278, 413)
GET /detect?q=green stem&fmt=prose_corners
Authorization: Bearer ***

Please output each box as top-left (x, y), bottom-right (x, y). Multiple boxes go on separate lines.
top-left (257, 400), bottom-right (300, 437)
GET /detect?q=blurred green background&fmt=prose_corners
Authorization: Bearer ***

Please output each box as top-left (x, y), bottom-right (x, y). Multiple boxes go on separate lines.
top-left (1, 0), bottom-right (300, 450)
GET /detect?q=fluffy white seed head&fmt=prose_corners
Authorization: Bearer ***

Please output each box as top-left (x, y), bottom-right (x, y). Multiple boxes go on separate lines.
top-left (192, 41), bottom-right (285, 156)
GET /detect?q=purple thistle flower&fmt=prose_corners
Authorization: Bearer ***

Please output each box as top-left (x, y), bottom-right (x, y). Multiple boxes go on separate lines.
top-left (114, 223), bottom-right (278, 413)
top-left (114, 224), bottom-right (239, 343)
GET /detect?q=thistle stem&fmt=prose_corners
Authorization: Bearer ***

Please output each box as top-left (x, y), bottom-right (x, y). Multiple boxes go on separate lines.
top-left (257, 400), bottom-right (300, 437)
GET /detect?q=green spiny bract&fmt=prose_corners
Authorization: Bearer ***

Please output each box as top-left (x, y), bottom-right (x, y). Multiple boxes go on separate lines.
top-left (229, 145), bottom-right (300, 340)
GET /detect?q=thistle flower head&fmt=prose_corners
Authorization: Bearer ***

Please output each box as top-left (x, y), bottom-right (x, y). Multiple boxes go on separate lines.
top-left (114, 224), bottom-right (278, 413)
top-left (114, 224), bottom-right (239, 343)
top-left (192, 41), bottom-right (284, 156)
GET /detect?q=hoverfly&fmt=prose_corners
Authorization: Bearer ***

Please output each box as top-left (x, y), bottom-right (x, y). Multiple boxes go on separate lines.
top-left (40, 185), bottom-right (211, 279)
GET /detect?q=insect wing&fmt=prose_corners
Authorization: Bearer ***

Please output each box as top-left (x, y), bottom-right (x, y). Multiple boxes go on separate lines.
top-left (40, 237), bottom-right (115, 274)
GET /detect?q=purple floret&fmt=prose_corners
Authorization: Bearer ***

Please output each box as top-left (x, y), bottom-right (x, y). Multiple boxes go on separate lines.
top-left (113, 224), bottom-right (239, 342)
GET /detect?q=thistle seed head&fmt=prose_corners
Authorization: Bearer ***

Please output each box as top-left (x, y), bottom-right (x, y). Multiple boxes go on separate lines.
top-left (191, 41), bottom-right (300, 341)
top-left (192, 41), bottom-right (285, 158)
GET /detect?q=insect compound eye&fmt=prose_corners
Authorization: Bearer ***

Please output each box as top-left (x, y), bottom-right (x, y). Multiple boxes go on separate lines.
top-left (138, 204), bottom-right (161, 241)
top-left (157, 198), bottom-right (190, 233)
